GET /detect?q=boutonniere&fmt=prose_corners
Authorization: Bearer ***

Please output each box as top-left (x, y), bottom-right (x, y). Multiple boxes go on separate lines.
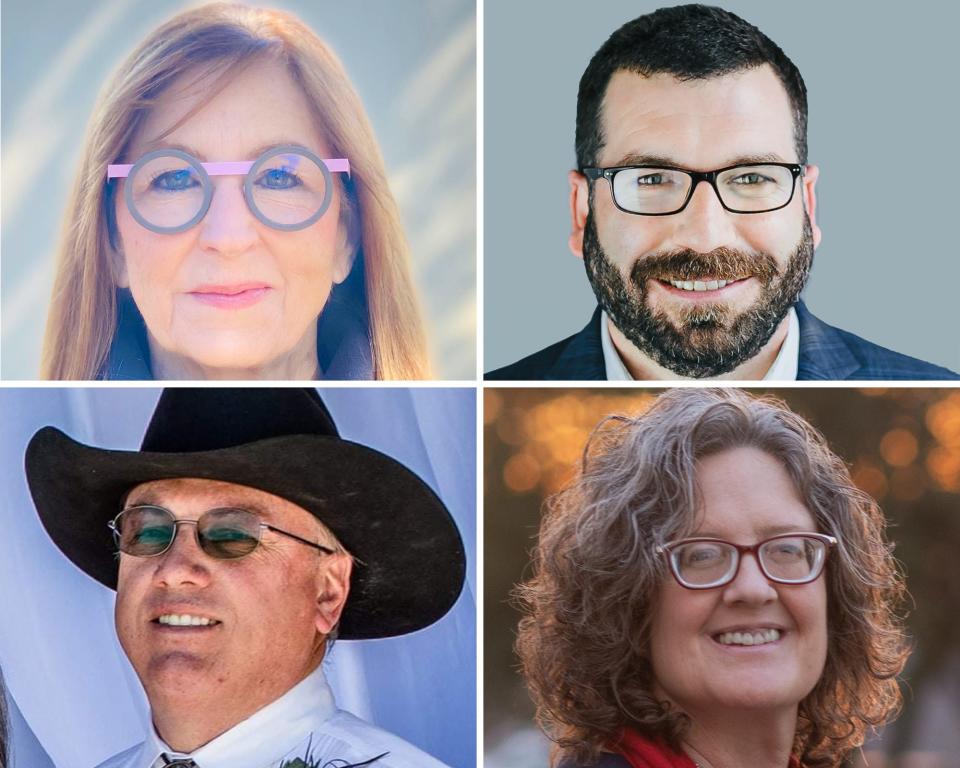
top-left (279, 737), bottom-right (389, 768)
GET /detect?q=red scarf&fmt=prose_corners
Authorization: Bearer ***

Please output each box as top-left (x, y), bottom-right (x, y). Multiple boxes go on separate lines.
top-left (615, 729), bottom-right (802, 768)
top-left (614, 730), bottom-right (697, 768)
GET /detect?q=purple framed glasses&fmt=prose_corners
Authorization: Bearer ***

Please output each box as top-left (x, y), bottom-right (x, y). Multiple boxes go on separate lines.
top-left (107, 144), bottom-right (350, 233)
top-left (655, 532), bottom-right (838, 589)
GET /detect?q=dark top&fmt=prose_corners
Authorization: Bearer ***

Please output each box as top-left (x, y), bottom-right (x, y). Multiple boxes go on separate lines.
top-left (486, 301), bottom-right (960, 381)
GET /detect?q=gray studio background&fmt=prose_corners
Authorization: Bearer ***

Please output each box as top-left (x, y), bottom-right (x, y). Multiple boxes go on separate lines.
top-left (1, 0), bottom-right (476, 379)
top-left (484, 1), bottom-right (960, 375)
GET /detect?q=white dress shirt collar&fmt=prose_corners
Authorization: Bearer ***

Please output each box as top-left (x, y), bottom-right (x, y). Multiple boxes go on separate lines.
top-left (600, 306), bottom-right (800, 381)
top-left (142, 665), bottom-right (338, 768)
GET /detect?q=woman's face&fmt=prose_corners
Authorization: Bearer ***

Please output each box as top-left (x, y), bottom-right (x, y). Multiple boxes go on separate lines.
top-left (114, 58), bottom-right (352, 378)
top-left (648, 446), bottom-right (829, 716)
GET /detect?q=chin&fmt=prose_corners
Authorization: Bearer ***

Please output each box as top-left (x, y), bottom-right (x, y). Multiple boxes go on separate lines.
top-left (143, 651), bottom-right (214, 690)
top-left (703, 677), bottom-right (811, 712)
top-left (185, 342), bottom-right (276, 369)
top-left (175, 331), bottom-right (297, 371)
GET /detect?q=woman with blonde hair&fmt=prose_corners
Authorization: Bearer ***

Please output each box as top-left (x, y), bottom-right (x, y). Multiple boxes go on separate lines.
top-left (517, 388), bottom-right (909, 768)
top-left (42, 3), bottom-right (428, 380)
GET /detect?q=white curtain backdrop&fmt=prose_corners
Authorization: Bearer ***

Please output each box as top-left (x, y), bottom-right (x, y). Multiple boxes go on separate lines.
top-left (0, 387), bottom-right (476, 768)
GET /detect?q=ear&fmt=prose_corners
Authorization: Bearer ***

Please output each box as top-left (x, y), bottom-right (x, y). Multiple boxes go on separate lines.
top-left (111, 242), bottom-right (130, 288)
top-left (314, 553), bottom-right (352, 636)
top-left (331, 208), bottom-right (359, 285)
top-left (107, 188), bottom-right (130, 287)
top-left (801, 164), bottom-right (822, 248)
top-left (568, 170), bottom-right (590, 259)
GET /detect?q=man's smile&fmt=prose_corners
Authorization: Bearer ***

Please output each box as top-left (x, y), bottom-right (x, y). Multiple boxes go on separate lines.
top-left (655, 275), bottom-right (754, 297)
top-left (155, 613), bottom-right (221, 627)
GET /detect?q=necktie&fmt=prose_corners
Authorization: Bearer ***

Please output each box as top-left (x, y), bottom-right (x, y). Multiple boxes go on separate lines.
top-left (162, 757), bottom-right (198, 768)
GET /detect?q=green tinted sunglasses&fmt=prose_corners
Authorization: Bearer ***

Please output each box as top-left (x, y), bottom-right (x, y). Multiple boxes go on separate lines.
top-left (108, 504), bottom-right (335, 560)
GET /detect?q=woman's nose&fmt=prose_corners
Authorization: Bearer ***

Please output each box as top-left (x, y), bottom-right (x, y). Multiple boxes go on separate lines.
top-left (196, 178), bottom-right (260, 254)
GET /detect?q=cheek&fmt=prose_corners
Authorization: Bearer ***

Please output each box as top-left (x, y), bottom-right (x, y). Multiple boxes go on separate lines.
top-left (595, 200), bottom-right (667, 267)
top-left (265, 216), bottom-right (342, 305)
top-left (116, 207), bottom-right (190, 293)
top-left (243, 563), bottom-right (319, 647)
top-left (649, 586), bottom-right (710, 671)
top-left (786, 582), bottom-right (829, 672)
top-left (735, 204), bottom-right (804, 260)
top-left (114, 567), bottom-right (145, 651)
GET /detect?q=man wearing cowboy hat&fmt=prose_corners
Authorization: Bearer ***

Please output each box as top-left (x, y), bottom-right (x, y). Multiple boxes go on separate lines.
top-left (25, 388), bottom-right (466, 768)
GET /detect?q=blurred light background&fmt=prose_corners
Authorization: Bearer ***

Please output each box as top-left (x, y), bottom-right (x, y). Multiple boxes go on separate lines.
top-left (485, 387), bottom-right (960, 768)
top-left (0, 0), bottom-right (475, 379)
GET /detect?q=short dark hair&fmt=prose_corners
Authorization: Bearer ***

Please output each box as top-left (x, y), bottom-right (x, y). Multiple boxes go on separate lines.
top-left (575, 4), bottom-right (808, 169)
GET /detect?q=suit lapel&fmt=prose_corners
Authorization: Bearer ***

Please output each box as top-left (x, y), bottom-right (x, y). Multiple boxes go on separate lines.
top-left (546, 307), bottom-right (607, 379)
top-left (796, 300), bottom-right (861, 380)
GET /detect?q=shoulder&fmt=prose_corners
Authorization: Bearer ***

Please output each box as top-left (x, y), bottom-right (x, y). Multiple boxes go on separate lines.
top-left (485, 333), bottom-right (584, 379)
top-left (485, 309), bottom-right (605, 380)
top-left (838, 334), bottom-right (957, 379)
top-left (797, 303), bottom-right (959, 380)
top-left (94, 743), bottom-right (142, 768)
top-left (318, 710), bottom-right (450, 768)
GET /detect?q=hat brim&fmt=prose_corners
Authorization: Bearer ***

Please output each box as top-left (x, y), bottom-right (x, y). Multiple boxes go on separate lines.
top-left (26, 427), bottom-right (465, 640)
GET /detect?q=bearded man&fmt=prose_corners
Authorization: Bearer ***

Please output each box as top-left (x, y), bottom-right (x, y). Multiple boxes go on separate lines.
top-left (487, 4), bottom-right (957, 381)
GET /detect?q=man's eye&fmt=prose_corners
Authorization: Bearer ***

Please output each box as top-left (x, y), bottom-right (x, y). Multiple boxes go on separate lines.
top-left (134, 526), bottom-right (170, 543)
top-left (258, 168), bottom-right (302, 190)
top-left (150, 169), bottom-right (198, 192)
top-left (731, 173), bottom-right (771, 185)
top-left (636, 173), bottom-right (666, 186)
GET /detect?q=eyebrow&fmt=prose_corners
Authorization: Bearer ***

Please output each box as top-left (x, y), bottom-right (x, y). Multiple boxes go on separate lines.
top-left (123, 493), bottom-right (277, 522)
top-left (691, 523), bottom-right (816, 539)
top-left (131, 138), bottom-right (318, 162)
top-left (606, 151), bottom-right (792, 168)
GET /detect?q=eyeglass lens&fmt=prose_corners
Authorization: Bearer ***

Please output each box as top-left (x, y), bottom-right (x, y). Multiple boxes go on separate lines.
top-left (671, 535), bottom-right (828, 587)
top-left (127, 149), bottom-right (330, 231)
top-left (611, 164), bottom-right (796, 214)
top-left (112, 506), bottom-right (262, 559)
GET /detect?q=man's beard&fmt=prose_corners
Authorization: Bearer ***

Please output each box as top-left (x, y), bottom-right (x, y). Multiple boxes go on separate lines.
top-left (582, 213), bottom-right (814, 378)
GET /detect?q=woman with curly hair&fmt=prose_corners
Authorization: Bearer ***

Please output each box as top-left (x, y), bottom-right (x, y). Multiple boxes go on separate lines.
top-left (516, 388), bottom-right (909, 768)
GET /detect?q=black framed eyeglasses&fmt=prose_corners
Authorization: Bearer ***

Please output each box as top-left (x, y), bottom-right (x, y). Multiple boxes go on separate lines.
top-left (655, 532), bottom-right (837, 589)
top-left (108, 505), bottom-right (335, 560)
top-left (582, 162), bottom-right (804, 216)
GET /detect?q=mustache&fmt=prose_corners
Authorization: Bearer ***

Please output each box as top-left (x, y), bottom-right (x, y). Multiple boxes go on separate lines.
top-left (630, 247), bottom-right (780, 286)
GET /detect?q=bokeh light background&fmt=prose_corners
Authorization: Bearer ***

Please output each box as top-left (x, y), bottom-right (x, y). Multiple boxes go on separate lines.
top-left (1, 0), bottom-right (475, 379)
top-left (485, 387), bottom-right (960, 768)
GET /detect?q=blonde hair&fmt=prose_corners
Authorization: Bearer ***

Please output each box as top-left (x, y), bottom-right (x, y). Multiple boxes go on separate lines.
top-left (41, 2), bottom-right (429, 379)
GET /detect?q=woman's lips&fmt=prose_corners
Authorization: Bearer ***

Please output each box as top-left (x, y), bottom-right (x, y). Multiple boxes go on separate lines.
top-left (187, 284), bottom-right (271, 309)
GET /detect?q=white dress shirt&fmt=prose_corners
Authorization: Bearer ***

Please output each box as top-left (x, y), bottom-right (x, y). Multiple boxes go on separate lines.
top-left (600, 307), bottom-right (800, 381)
top-left (94, 666), bottom-right (450, 768)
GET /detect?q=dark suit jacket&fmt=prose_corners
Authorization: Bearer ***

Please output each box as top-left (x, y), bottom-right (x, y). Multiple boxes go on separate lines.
top-left (485, 302), bottom-right (959, 381)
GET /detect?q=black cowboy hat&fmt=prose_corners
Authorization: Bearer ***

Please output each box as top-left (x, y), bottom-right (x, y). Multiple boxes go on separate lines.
top-left (25, 388), bottom-right (465, 640)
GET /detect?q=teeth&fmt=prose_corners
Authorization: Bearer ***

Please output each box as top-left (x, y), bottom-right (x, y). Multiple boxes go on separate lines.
top-left (669, 279), bottom-right (730, 292)
top-left (158, 614), bottom-right (217, 627)
top-left (716, 629), bottom-right (780, 646)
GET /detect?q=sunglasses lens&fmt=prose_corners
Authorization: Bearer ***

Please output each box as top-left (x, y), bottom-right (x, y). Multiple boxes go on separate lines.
top-left (116, 506), bottom-right (175, 556)
top-left (197, 509), bottom-right (261, 559)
